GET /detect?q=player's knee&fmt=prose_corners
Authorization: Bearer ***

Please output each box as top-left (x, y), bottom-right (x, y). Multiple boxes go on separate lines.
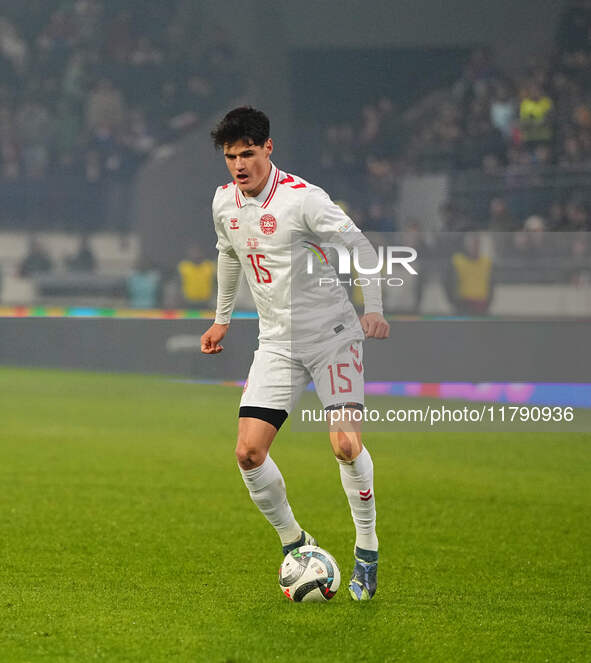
top-left (334, 431), bottom-right (355, 462)
top-left (235, 440), bottom-right (267, 470)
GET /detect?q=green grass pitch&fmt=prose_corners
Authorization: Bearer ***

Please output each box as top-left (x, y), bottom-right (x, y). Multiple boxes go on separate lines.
top-left (1, 367), bottom-right (589, 662)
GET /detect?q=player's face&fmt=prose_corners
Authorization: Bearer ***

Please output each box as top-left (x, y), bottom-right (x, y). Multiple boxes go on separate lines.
top-left (223, 138), bottom-right (273, 197)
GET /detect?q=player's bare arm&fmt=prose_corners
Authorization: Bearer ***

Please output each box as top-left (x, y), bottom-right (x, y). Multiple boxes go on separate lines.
top-left (360, 312), bottom-right (390, 339)
top-left (201, 322), bottom-right (229, 354)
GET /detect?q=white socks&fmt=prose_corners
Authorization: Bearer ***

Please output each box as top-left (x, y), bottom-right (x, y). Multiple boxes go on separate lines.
top-left (338, 446), bottom-right (378, 552)
top-left (239, 448), bottom-right (378, 553)
top-left (239, 455), bottom-right (302, 546)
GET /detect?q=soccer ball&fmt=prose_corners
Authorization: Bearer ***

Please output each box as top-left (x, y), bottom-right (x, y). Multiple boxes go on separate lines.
top-left (279, 545), bottom-right (340, 602)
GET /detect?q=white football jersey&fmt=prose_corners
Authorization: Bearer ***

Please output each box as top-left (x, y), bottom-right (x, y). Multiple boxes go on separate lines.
top-left (212, 162), bottom-right (379, 345)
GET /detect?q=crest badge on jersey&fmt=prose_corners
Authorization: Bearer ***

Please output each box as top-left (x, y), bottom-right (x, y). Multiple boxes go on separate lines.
top-left (260, 214), bottom-right (277, 235)
top-left (229, 218), bottom-right (240, 230)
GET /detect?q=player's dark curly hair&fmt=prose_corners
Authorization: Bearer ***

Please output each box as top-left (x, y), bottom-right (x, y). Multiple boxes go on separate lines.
top-left (210, 106), bottom-right (270, 149)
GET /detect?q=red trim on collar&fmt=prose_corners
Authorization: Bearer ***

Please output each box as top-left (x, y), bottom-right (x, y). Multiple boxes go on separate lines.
top-left (262, 167), bottom-right (280, 209)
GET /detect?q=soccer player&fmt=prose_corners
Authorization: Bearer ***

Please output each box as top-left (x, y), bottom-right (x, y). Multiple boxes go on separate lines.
top-left (201, 107), bottom-right (390, 600)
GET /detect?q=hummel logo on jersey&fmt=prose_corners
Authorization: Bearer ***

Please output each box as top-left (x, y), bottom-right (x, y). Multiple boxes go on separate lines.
top-left (279, 174), bottom-right (307, 189)
top-left (229, 218), bottom-right (239, 230)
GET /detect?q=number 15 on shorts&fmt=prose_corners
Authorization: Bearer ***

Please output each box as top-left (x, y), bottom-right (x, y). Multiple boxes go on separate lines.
top-left (328, 363), bottom-right (352, 394)
top-left (326, 343), bottom-right (364, 397)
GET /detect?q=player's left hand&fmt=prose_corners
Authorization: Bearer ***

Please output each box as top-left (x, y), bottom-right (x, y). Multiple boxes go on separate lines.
top-left (360, 312), bottom-right (390, 339)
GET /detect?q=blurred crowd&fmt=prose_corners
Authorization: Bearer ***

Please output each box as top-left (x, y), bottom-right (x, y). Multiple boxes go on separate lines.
top-left (0, 0), bottom-right (241, 230)
top-left (316, 1), bottom-right (591, 237)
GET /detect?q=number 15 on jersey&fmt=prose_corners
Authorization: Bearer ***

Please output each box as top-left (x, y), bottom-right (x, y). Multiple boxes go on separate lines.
top-left (247, 254), bottom-right (272, 284)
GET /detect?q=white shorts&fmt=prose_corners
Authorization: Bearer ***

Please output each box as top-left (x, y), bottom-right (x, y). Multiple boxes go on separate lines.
top-left (240, 336), bottom-right (364, 413)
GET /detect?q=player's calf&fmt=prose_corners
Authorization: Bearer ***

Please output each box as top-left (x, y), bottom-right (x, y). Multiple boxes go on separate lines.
top-left (337, 445), bottom-right (379, 552)
top-left (238, 454), bottom-right (304, 548)
top-left (235, 415), bottom-right (307, 549)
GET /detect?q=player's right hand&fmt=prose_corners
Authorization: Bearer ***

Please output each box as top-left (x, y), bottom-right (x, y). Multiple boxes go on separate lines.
top-left (201, 323), bottom-right (229, 354)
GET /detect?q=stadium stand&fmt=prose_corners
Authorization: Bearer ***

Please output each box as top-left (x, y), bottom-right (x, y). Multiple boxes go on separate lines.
top-left (0, 0), bottom-right (242, 233)
top-left (0, 0), bottom-right (246, 306)
top-left (309, 4), bottom-right (591, 237)
top-left (0, 231), bottom-right (139, 304)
